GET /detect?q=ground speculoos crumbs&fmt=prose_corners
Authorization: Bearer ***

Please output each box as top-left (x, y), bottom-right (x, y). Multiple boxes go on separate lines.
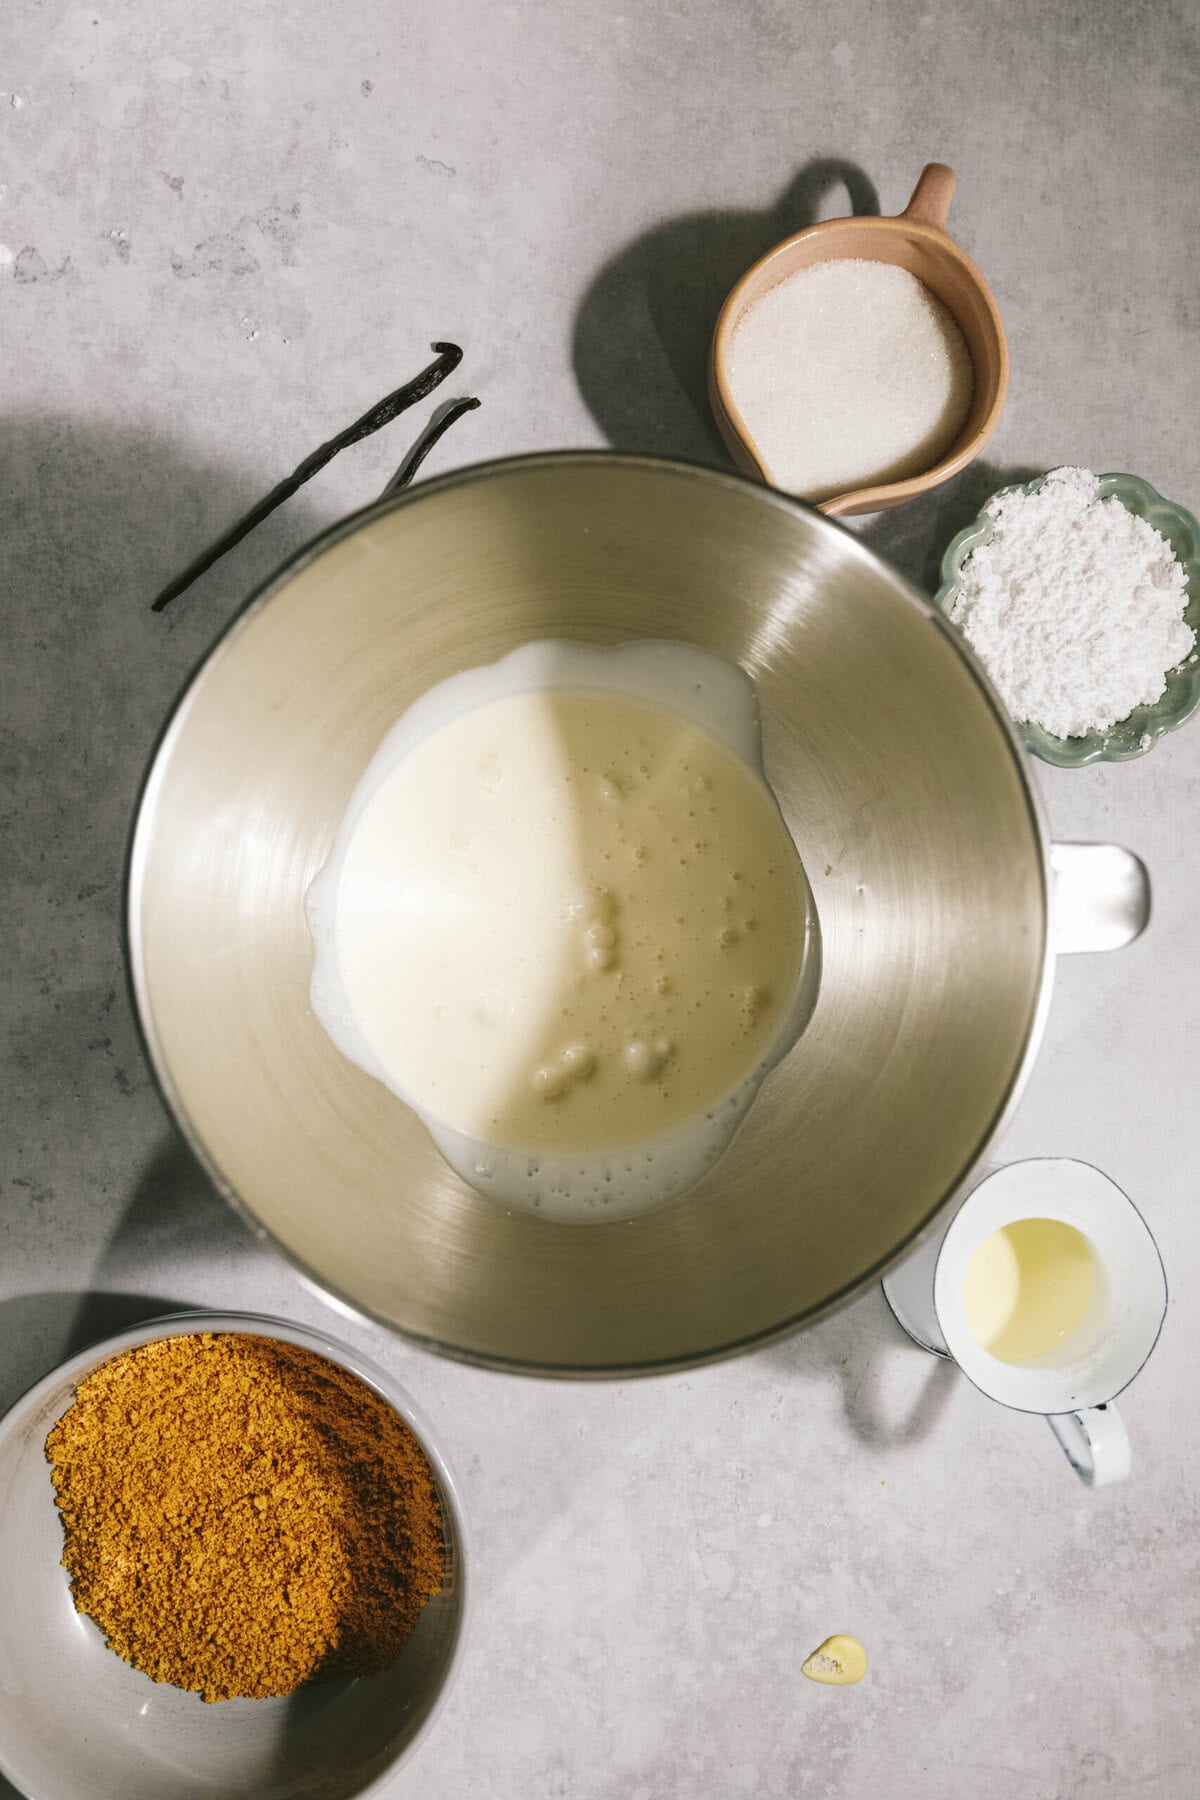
top-left (45, 1332), bottom-right (445, 1702)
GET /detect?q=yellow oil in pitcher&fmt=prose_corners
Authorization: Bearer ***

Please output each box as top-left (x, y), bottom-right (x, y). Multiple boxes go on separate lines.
top-left (962, 1218), bottom-right (1094, 1364)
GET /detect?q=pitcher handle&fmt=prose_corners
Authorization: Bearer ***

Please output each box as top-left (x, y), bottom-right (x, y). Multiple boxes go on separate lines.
top-left (1046, 1403), bottom-right (1131, 1487)
top-left (1051, 843), bottom-right (1150, 954)
top-left (900, 163), bottom-right (956, 231)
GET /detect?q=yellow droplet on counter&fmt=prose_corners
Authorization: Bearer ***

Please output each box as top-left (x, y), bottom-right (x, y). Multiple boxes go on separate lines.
top-left (801, 1634), bottom-right (867, 1686)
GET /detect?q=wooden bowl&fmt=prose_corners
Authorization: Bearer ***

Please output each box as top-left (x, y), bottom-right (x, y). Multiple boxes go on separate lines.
top-left (709, 164), bottom-right (1009, 517)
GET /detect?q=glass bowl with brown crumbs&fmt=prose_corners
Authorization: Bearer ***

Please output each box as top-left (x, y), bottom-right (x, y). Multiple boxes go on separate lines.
top-left (0, 1311), bottom-right (469, 1800)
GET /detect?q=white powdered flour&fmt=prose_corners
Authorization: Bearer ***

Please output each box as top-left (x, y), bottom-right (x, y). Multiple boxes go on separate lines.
top-left (726, 259), bottom-right (973, 501)
top-left (949, 467), bottom-right (1194, 739)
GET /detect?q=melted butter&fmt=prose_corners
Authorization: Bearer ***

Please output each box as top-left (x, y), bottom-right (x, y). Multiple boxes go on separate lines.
top-left (801, 1635), bottom-right (868, 1686)
top-left (307, 641), bottom-right (819, 1221)
top-left (962, 1218), bottom-right (1095, 1364)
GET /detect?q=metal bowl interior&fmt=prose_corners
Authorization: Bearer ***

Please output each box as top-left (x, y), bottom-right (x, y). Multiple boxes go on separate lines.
top-left (935, 471), bottom-right (1200, 766)
top-left (129, 454), bottom-right (1049, 1374)
top-left (0, 1311), bottom-right (468, 1800)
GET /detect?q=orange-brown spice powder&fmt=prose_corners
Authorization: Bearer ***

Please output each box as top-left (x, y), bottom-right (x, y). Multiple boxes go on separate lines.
top-left (45, 1332), bottom-right (446, 1702)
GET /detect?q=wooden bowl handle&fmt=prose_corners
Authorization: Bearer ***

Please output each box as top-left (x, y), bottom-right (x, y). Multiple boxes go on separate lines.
top-left (901, 162), bottom-right (956, 231)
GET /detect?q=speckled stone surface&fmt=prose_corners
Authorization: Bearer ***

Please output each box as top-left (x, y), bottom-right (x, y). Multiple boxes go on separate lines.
top-left (3, 3), bottom-right (1199, 1795)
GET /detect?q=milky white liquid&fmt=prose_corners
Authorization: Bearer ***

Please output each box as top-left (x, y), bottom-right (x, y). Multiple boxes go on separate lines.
top-left (307, 641), bottom-right (819, 1221)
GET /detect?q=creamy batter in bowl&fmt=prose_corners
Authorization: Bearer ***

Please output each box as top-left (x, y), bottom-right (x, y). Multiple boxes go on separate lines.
top-left (128, 453), bottom-right (1145, 1373)
top-left (306, 639), bottom-right (821, 1221)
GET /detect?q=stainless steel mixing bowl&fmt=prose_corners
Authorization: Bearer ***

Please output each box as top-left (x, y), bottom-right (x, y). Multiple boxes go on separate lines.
top-left (129, 454), bottom-right (1146, 1374)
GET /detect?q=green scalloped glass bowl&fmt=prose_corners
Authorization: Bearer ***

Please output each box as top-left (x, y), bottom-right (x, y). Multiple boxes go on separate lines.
top-left (934, 471), bottom-right (1200, 767)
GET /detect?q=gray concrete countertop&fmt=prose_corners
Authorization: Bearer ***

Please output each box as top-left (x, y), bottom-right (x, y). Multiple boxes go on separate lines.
top-left (4, 2), bottom-right (1198, 1795)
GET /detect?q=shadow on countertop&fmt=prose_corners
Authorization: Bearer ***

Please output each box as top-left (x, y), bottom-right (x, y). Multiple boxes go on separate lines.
top-left (767, 1282), bottom-right (961, 1451)
top-left (94, 1134), bottom-right (255, 1293)
top-left (0, 387), bottom-right (482, 1473)
top-left (0, 410), bottom-right (375, 1462)
top-left (573, 157), bottom-right (880, 466)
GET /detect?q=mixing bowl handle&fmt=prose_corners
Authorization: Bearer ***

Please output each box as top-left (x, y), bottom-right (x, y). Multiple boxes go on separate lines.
top-left (1051, 843), bottom-right (1150, 954)
top-left (900, 162), bottom-right (956, 232)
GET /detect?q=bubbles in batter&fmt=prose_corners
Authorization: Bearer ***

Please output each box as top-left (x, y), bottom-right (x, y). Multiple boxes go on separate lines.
top-left (306, 641), bottom-right (820, 1222)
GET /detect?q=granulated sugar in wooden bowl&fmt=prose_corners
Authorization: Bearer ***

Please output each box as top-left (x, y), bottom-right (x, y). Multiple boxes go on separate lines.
top-left (936, 468), bottom-right (1200, 766)
top-left (709, 162), bottom-right (1008, 517)
top-left (0, 1311), bottom-right (469, 1800)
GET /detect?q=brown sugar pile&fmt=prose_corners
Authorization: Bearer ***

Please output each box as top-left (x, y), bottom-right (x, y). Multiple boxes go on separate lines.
top-left (45, 1332), bottom-right (446, 1702)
